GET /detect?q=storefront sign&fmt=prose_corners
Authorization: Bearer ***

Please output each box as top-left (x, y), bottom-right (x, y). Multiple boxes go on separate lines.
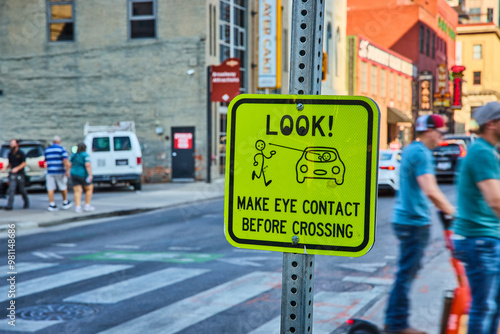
top-left (258, 0), bottom-right (282, 89)
top-left (419, 78), bottom-right (433, 111)
top-left (211, 58), bottom-right (241, 102)
top-left (358, 39), bottom-right (413, 77)
top-left (434, 64), bottom-right (450, 107)
top-left (174, 133), bottom-right (193, 149)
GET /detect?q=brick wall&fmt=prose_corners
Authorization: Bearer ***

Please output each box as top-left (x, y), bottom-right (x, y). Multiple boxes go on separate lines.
top-left (0, 0), bottom-right (210, 181)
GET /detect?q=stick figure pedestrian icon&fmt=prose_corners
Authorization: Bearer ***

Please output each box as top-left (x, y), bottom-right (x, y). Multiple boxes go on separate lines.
top-left (252, 140), bottom-right (276, 186)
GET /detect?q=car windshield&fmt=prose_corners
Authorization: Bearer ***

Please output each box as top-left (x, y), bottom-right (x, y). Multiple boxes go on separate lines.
top-left (0, 145), bottom-right (44, 158)
top-left (434, 145), bottom-right (461, 154)
top-left (444, 136), bottom-right (471, 146)
top-left (380, 152), bottom-right (393, 160)
top-left (304, 150), bottom-right (336, 162)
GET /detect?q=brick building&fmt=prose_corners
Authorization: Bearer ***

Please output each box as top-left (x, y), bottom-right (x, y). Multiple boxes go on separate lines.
top-left (347, 35), bottom-right (415, 149)
top-left (0, 0), bottom-right (221, 182)
top-left (0, 0), bottom-right (347, 182)
top-left (347, 0), bottom-right (461, 132)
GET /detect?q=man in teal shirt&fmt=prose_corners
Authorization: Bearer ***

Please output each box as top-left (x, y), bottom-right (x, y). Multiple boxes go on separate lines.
top-left (454, 102), bottom-right (500, 334)
top-left (385, 114), bottom-right (455, 334)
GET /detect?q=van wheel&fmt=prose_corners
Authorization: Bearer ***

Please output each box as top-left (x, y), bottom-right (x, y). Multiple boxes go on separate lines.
top-left (133, 180), bottom-right (142, 191)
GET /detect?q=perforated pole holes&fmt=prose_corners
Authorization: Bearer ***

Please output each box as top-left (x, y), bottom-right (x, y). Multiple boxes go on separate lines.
top-left (281, 0), bottom-right (325, 333)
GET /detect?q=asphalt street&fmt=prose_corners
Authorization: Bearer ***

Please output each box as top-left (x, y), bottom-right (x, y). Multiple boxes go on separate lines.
top-left (0, 182), bottom-right (458, 333)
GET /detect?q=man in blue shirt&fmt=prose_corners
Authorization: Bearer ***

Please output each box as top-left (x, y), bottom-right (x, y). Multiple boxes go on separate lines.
top-left (385, 114), bottom-right (455, 334)
top-left (45, 136), bottom-right (72, 211)
top-left (454, 102), bottom-right (500, 334)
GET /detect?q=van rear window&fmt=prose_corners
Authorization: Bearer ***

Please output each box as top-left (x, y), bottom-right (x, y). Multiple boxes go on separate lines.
top-left (114, 137), bottom-right (132, 151)
top-left (92, 137), bottom-right (110, 152)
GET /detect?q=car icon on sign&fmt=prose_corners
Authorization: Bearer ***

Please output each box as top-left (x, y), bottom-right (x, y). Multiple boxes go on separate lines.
top-left (295, 147), bottom-right (345, 185)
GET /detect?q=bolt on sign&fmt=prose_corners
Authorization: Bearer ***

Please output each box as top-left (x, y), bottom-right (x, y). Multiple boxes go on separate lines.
top-left (224, 95), bottom-right (380, 257)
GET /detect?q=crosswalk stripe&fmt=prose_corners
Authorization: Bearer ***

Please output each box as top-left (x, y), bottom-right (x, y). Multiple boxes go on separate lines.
top-left (0, 262), bottom-right (57, 276)
top-left (342, 276), bottom-right (394, 285)
top-left (248, 288), bottom-right (385, 334)
top-left (64, 268), bottom-right (209, 304)
top-left (99, 271), bottom-right (282, 334)
top-left (0, 264), bottom-right (132, 303)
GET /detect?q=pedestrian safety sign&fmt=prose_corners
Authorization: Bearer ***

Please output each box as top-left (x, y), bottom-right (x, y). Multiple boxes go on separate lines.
top-left (224, 95), bottom-right (380, 257)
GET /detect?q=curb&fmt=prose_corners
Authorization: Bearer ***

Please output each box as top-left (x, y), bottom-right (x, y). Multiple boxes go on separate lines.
top-left (0, 194), bottom-right (224, 234)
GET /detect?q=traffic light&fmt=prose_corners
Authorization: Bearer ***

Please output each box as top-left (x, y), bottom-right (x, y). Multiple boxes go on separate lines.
top-left (322, 51), bottom-right (327, 82)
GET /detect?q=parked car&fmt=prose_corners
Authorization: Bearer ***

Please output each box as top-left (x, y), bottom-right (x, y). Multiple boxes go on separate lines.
top-left (378, 149), bottom-right (401, 195)
top-left (0, 140), bottom-right (47, 194)
top-left (443, 133), bottom-right (477, 148)
top-left (432, 139), bottom-right (467, 181)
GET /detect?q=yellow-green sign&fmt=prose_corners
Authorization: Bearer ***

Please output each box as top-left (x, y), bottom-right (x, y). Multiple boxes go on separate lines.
top-left (224, 95), bottom-right (380, 257)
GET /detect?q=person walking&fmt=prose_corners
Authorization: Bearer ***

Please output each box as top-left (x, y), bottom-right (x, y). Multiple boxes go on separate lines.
top-left (70, 142), bottom-right (94, 212)
top-left (45, 135), bottom-right (73, 211)
top-left (384, 114), bottom-right (455, 334)
top-left (1, 139), bottom-right (29, 210)
top-left (453, 102), bottom-right (500, 334)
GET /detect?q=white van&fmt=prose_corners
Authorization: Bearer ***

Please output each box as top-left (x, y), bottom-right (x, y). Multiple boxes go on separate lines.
top-left (83, 121), bottom-right (143, 190)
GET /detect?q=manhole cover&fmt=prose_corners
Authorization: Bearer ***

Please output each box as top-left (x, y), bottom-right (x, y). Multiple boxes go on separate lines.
top-left (18, 304), bottom-right (99, 321)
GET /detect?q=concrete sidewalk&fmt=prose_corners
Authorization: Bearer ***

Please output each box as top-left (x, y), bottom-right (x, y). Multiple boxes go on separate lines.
top-left (0, 179), bottom-right (226, 231)
top-left (352, 250), bottom-right (457, 333)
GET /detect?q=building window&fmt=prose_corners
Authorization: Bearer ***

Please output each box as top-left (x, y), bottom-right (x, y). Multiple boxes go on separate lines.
top-left (419, 25), bottom-right (424, 53)
top-left (469, 8), bottom-right (481, 22)
top-left (473, 71), bottom-right (481, 85)
top-left (487, 8), bottom-right (493, 22)
top-left (405, 78), bottom-right (410, 103)
top-left (220, 0), bottom-right (247, 92)
top-left (432, 33), bottom-right (435, 59)
top-left (426, 29), bottom-right (430, 57)
top-left (326, 23), bottom-right (332, 77)
top-left (389, 72), bottom-right (394, 99)
top-left (129, 0), bottom-right (156, 39)
top-left (473, 44), bottom-right (482, 59)
top-left (335, 26), bottom-right (340, 77)
top-left (371, 65), bottom-right (378, 95)
top-left (209, 5), bottom-right (217, 56)
top-left (47, 0), bottom-right (74, 42)
top-left (361, 62), bottom-right (368, 93)
top-left (380, 69), bottom-right (386, 97)
top-left (397, 75), bottom-right (402, 101)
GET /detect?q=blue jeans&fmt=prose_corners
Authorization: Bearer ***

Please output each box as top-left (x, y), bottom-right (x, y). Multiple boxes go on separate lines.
top-left (385, 224), bottom-right (430, 331)
top-left (454, 237), bottom-right (500, 334)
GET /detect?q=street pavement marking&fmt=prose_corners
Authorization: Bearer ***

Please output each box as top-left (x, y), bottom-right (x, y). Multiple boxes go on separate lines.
top-left (0, 262), bottom-right (57, 276)
top-left (105, 245), bottom-right (140, 249)
top-left (248, 288), bottom-right (385, 334)
top-left (98, 271), bottom-right (281, 334)
top-left (65, 268), bottom-right (209, 304)
top-left (74, 251), bottom-right (223, 263)
top-left (342, 276), bottom-right (394, 285)
top-left (0, 319), bottom-right (63, 332)
top-left (53, 243), bottom-right (77, 247)
top-left (336, 262), bottom-right (387, 273)
top-left (32, 251), bottom-right (64, 259)
top-left (0, 264), bottom-right (132, 303)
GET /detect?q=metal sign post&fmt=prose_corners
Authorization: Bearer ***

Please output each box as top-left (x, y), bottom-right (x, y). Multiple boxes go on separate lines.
top-left (282, 1), bottom-right (325, 333)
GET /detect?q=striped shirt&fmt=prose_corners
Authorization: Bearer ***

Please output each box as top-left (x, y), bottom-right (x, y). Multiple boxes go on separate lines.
top-left (45, 143), bottom-right (69, 175)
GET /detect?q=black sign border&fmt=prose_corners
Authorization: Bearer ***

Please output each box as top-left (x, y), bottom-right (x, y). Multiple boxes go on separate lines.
top-left (227, 97), bottom-right (378, 253)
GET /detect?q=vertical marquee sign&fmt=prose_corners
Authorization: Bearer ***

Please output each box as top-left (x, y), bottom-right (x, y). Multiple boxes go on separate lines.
top-left (258, 0), bottom-right (282, 89)
top-left (450, 65), bottom-right (466, 110)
